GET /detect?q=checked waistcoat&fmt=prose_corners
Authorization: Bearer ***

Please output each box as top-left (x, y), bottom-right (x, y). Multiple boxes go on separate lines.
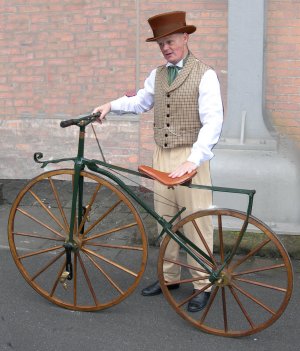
top-left (153, 53), bottom-right (210, 149)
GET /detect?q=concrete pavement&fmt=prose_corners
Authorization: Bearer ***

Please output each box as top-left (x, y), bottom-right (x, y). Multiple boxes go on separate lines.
top-left (0, 246), bottom-right (299, 351)
top-left (0, 179), bottom-right (300, 350)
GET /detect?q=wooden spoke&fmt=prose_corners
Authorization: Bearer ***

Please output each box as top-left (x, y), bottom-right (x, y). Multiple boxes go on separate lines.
top-left (234, 277), bottom-right (287, 292)
top-left (48, 177), bottom-right (70, 233)
top-left (18, 245), bottom-right (64, 259)
top-left (231, 282), bottom-right (276, 315)
top-left (16, 208), bottom-right (65, 239)
top-left (83, 251), bottom-right (124, 295)
top-left (77, 252), bottom-right (98, 306)
top-left (29, 189), bottom-right (67, 233)
top-left (192, 219), bottom-right (218, 267)
top-left (73, 253), bottom-right (77, 307)
top-left (50, 259), bottom-right (67, 297)
top-left (187, 246), bottom-right (215, 269)
top-left (199, 286), bottom-right (219, 324)
top-left (163, 257), bottom-right (208, 274)
top-left (229, 238), bottom-right (271, 271)
top-left (165, 276), bottom-right (209, 286)
top-left (221, 287), bottom-right (228, 333)
top-left (82, 199), bottom-right (123, 238)
top-left (83, 222), bottom-right (138, 243)
top-left (233, 263), bottom-right (286, 277)
top-left (228, 286), bottom-right (255, 329)
top-left (13, 231), bottom-right (64, 242)
top-left (218, 214), bottom-right (225, 263)
top-left (176, 283), bottom-right (212, 308)
top-left (85, 242), bottom-right (143, 251)
top-left (31, 251), bottom-right (65, 281)
top-left (82, 247), bottom-right (138, 277)
top-left (77, 183), bottom-right (102, 235)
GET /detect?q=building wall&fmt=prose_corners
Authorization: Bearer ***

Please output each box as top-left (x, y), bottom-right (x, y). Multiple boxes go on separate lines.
top-left (265, 0), bottom-right (300, 147)
top-left (0, 0), bottom-right (227, 179)
top-left (0, 0), bottom-right (299, 180)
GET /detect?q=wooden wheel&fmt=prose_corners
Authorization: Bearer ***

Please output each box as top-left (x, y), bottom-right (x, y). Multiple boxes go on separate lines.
top-left (8, 169), bottom-right (147, 311)
top-left (157, 209), bottom-right (293, 337)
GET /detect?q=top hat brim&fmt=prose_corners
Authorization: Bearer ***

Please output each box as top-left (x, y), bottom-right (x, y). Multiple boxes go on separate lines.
top-left (145, 25), bottom-right (196, 42)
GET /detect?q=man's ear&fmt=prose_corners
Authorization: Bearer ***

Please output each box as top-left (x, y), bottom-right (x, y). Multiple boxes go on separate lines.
top-left (183, 33), bottom-right (189, 44)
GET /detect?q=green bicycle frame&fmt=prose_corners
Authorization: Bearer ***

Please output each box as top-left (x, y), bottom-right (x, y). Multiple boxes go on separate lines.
top-left (35, 115), bottom-right (256, 284)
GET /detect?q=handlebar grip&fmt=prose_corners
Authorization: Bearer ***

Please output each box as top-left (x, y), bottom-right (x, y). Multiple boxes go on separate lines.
top-left (60, 112), bottom-right (100, 128)
top-left (60, 119), bottom-right (77, 128)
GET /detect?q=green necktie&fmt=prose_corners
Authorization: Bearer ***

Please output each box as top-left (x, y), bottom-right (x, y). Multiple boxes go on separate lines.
top-left (168, 65), bottom-right (181, 85)
top-left (167, 54), bottom-right (189, 85)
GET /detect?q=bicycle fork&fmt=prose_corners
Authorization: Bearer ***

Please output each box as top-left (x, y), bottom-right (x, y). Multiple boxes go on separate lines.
top-left (60, 126), bottom-right (87, 289)
top-left (59, 165), bottom-right (83, 289)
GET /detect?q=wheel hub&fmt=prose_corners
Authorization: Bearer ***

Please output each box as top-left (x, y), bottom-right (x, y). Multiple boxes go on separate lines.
top-left (215, 270), bottom-right (232, 287)
top-left (73, 235), bottom-right (82, 249)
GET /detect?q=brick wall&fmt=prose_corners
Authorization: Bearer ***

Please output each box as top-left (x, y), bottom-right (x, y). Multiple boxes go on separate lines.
top-left (0, 0), bottom-right (138, 116)
top-left (265, 0), bottom-right (300, 147)
top-left (0, 0), bottom-right (299, 180)
top-left (0, 0), bottom-right (228, 179)
top-left (0, 0), bottom-right (139, 179)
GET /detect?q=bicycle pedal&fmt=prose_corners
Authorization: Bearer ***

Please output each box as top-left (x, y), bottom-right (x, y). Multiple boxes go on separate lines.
top-left (59, 271), bottom-right (69, 283)
top-left (83, 205), bottom-right (91, 222)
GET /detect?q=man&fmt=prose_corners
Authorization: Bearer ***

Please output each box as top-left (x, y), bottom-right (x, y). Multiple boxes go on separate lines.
top-left (93, 11), bottom-right (223, 312)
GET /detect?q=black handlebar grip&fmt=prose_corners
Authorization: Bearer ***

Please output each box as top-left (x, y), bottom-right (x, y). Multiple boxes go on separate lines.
top-left (60, 119), bottom-right (77, 128)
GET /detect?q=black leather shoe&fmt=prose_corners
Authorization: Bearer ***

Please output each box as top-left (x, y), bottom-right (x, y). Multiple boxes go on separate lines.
top-left (141, 280), bottom-right (180, 296)
top-left (187, 291), bottom-right (211, 312)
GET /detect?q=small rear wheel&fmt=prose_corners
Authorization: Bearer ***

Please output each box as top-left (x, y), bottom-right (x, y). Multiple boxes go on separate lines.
top-left (157, 209), bottom-right (293, 337)
top-left (8, 169), bottom-right (147, 311)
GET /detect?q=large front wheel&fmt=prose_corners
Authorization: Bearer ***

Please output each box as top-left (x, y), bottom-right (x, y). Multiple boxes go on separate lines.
top-left (8, 169), bottom-right (147, 311)
top-left (157, 209), bottom-right (293, 337)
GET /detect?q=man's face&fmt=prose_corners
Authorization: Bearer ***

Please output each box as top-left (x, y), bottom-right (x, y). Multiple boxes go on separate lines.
top-left (157, 33), bottom-right (189, 65)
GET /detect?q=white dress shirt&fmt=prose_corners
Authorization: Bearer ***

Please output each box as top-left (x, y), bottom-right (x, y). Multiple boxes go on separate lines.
top-left (110, 59), bottom-right (223, 166)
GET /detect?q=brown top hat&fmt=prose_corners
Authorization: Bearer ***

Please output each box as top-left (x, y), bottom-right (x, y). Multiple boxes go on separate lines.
top-left (146, 11), bottom-right (196, 42)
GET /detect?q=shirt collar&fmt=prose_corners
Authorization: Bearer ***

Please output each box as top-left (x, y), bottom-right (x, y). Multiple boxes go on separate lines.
top-left (166, 59), bottom-right (183, 68)
top-left (165, 52), bottom-right (190, 68)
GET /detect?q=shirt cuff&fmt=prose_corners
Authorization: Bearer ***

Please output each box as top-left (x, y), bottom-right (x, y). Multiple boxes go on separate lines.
top-left (110, 98), bottom-right (124, 113)
top-left (187, 149), bottom-right (214, 167)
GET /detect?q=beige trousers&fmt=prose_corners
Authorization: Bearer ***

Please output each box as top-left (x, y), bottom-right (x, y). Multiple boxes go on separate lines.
top-left (153, 145), bottom-right (213, 290)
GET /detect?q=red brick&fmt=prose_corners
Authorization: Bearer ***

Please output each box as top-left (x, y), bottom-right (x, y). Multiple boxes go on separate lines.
top-left (0, 0), bottom-right (299, 175)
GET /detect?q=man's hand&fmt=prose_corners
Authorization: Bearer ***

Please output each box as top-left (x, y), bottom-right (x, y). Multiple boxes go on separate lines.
top-left (168, 161), bottom-right (197, 178)
top-left (92, 103), bottom-right (111, 124)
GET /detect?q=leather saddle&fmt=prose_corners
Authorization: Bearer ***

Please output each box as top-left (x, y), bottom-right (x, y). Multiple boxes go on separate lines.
top-left (138, 165), bottom-right (197, 188)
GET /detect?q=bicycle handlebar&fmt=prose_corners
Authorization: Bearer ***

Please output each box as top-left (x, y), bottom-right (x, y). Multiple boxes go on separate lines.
top-left (60, 112), bottom-right (101, 128)
top-left (60, 119), bottom-right (78, 128)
